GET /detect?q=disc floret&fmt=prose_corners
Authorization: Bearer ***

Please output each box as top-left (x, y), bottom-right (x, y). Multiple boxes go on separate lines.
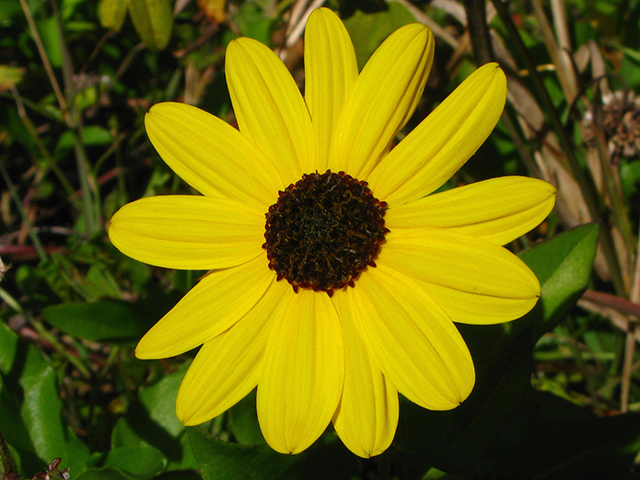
top-left (263, 170), bottom-right (388, 295)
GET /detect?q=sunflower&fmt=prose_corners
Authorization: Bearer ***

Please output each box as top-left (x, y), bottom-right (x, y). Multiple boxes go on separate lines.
top-left (108, 7), bottom-right (556, 458)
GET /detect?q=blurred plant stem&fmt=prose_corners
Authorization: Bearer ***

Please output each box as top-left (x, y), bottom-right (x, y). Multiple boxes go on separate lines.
top-left (0, 158), bottom-right (48, 262)
top-left (31, 317), bottom-right (93, 379)
top-left (463, 0), bottom-right (494, 65)
top-left (19, 0), bottom-right (101, 236)
top-left (492, 0), bottom-right (627, 296)
top-left (621, 236), bottom-right (640, 411)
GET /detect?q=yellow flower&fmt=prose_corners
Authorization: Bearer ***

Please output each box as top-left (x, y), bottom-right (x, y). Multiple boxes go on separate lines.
top-left (108, 8), bottom-right (555, 458)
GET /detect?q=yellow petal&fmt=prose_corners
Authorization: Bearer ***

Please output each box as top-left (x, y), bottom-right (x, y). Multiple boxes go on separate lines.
top-left (382, 227), bottom-right (540, 324)
top-left (145, 102), bottom-right (283, 206)
top-left (369, 63), bottom-right (507, 205)
top-left (387, 176), bottom-right (556, 245)
top-left (108, 195), bottom-right (264, 270)
top-left (331, 291), bottom-right (399, 458)
top-left (330, 23), bottom-right (434, 176)
top-left (305, 8), bottom-right (358, 170)
top-left (226, 38), bottom-right (315, 180)
top-left (176, 282), bottom-right (284, 425)
top-left (135, 255), bottom-right (274, 358)
top-left (350, 264), bottom-right (475, 410)
top-left (416, 281), bottom-right (536, 325)
top-left (257, 288), bottom-right (344, 454)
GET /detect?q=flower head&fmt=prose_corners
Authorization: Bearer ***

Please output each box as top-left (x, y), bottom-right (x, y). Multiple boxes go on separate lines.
top-left (108, 8), bottom-right (555, 458)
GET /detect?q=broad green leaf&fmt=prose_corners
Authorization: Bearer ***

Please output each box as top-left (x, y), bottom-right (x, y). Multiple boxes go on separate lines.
top-left (35, 17), bottom-right (62, 67)
top-left (491, 391), bottom-right (640, 479)
top-left (0, 371), bottom-right (37, 476)
top-left (43, 300), bottom-right (152, 343)
top-left (127, 0), bottom-right (173, 50)
top-left (41, 291), bottom-right (181, 343)
top-left (228, 390), bottom-right (266, 446)
top-left (342, 2), bottom-right (415, 69)
top-left (111, 365), bottom-right (196, 471)
top-left (188, 427), bottom-right (359, 480)
top-left (98, 0), bottom-right (128, 32)
top-left (75, 467), bottom-right (131, 480)
top-left (518, 223), bottom-right (599, 342)
top-left (0, 324), bottom-right (90, 475)
top-left (394, 328), bottom-right (535, 477)
top-left (104, 445), bottom-right (166, 479)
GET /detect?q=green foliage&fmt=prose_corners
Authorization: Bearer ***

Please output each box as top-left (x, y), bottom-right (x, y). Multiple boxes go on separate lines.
top-left (342, 2), bottom-right (415, 70)
top-left (518, 223), bottom-right (600, 343)
top-left (98, 0), bottom-right (128, 32)
top-left (127, 0), bottom-right (173, 51)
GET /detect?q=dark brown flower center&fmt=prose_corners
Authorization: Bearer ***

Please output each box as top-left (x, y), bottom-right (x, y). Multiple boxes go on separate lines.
top-left (263, 170), bottom-right (388, 296)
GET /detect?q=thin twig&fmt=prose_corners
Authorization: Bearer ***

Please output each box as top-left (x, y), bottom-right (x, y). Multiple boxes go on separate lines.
top-left (0, 159), bottom-right (48, 262)
top-left (389, 0), bottom-right (459, 49)
top-left (31, 318), bottom-right (93, 379)
top-left (492, 0), bottom-right (627, 296)
top-left (550, 0), bottom-right (578, 101)
top-left (463, 0), bottom-right (494, 64)
top-left (621, 233), bottom-right (640, 411)
top-left (284, 0), bottom-right (326, 49)
top-left (51, 0), bottom-right (101, 235)
top-left (18, 0), bottom-right (69, 122)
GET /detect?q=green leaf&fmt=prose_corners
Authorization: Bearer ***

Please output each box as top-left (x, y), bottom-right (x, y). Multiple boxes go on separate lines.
top-left (42, 300), bottom-right (151, 343)
top-left (98, 0), bottom-right (128, 32)
top-left (75, 467), bottom-right (131, 480)
top-left (187, 428), bottom-right (358, 480)
top-left (127, 0), bottom-right (173, 50)
top-left (0, 0), bottom-right (22, 25)
top-left (104, 445), bottom-right (166, 479)
top-left (228, 390), bottom-right (266, 446)
top-left (61, 0), bottom-right (91, 21)
top-left (342, 2), bottom-right (415, 69)
top-left (491, 391), bottom-right (640, 479)
top-left (0, 321), bottom-right (19, 374)
top-left (518, 223), bottom-right (599, 342)
top-left (234, 2), bottom-right (274, 46)
top-left (393, 328), bottom-right (535, 478)
top-left (0, 323), bottom-right (90, 475)
top-left (56, 126), bottom-right (114, 151)
top-left (0, 65), bottom-right (25, 91)
top-left (35, 17), bottom-right (62, 68)
top-left (0, 370), bottom-right (39, 475)
top-left (112, 365), bottom-right (196, 470)
top-left (41, 292), bottom-right (181, 343)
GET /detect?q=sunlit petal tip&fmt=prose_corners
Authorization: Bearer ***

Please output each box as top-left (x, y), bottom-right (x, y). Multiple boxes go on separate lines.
top-left (142, 101), bottom-right (282, 205)
top-left (226, 33), bottom-right (315, 178)
top-left (175, 320), bottom-right (270, 426)
top-left (305, 8), bottom-right (358, 169)
top-left (134, 332), bottom-right (162, 359)
top-left (387, 176), bottom-right (557, 246)
top-left (257, 290), bottom-right (344, 455)
top-left (330, 295), bottom-right (400, 458)
top-left (332, 21), bottom-right (434, 176)
top-left (370, 61), bottom-right (510, 203)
